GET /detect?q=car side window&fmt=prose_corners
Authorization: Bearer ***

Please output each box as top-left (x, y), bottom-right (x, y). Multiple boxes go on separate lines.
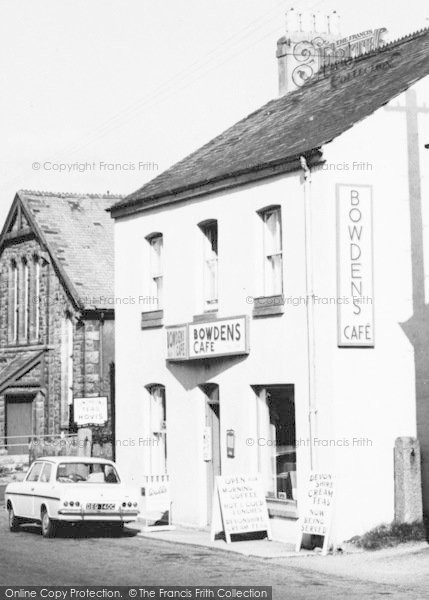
top-left (26, 462), bottom-right (44, 482)
top-left (40, 463), bottom-right (52, 483)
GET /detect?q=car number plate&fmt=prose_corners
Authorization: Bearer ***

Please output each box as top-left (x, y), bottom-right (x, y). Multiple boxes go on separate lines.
top-left (86, 503), bottom-right (115, 511)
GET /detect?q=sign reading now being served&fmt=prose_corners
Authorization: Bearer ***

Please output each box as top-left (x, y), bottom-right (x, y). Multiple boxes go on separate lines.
top-left (337, 184), bottom-right (374, 347)
top-left (296, 472), bottom-right (334, 555)
top-left (74, 397), bottom-right (108, 426)
top-left (166, 316), bottom-right (249, 361)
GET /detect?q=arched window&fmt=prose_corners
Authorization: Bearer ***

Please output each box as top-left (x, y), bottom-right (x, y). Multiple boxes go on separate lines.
top-left (22, 258), bottom-right (30, 341)
top-left (146, 233), bottom-right (163, 309)
top-left (10, 260), bottom-right (18, 343)
top-left (145, 384), bottom-right (167, 474)
top-left (198, 219), bottom-right (218, 309)
top-left (32, 255), bottom-right (40, 342)
top-left (258, 205), bottom-right (283, 296)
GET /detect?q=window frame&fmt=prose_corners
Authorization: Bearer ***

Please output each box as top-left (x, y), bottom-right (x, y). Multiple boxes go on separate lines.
top-left (146, 384), bottom-right (167, 475)
top-left (198, 219), bottom-right (218, 310)
top-left (26, 461), bottom-right (44, 483)
top-left (146, 233), bottom-right (164, 310)
top-left (259, 206), bottom-right (283, 297)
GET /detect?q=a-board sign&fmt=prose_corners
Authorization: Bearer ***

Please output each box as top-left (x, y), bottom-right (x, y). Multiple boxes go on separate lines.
top-left (296, 472), bottom-right (334, 555)
top-left (210, 474), bottom-right (272, 543)
top-left (74, 397), bottom-right (108, 426)
top-left (141, 474), bottom-right (174, 532)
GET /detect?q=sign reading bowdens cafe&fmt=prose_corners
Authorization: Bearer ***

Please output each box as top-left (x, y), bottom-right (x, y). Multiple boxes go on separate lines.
top-left (74, 396), bottom-right (108, 427)
top-left (211, 475), bottom-right (271, 544)
top-left (296, 473), bottom-right (334, 556)
top-left (166, 316), bottom-right (249, 361)
top-left (337, 184), bottom-right (374, 347)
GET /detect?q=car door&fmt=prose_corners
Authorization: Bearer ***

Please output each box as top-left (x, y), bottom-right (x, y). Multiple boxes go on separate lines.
top-left (21, 462), bottom-right (44, 518)
top-left (33, 462), bottom-right (54, 519)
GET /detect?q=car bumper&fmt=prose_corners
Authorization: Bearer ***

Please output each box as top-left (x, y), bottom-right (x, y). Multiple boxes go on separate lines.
top-left (57, 509), bottom-right (139, 522)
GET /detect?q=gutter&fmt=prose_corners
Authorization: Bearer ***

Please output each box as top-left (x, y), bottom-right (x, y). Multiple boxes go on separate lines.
top-left (110, 150), bottom-right (324, 219)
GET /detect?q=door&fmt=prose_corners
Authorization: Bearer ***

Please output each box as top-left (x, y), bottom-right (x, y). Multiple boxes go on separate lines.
top-left (203, 384), bottom-right (221, 526)
top-left (6, 395), bottom-right (33, 455)
top-left (17, 461), bottom-right (44, 518)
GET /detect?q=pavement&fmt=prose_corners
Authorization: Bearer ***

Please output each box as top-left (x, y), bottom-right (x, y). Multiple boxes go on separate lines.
top-left (136, 524), bottom-right (300, 557)
top-left (136, 522), bottom-right (429, 590)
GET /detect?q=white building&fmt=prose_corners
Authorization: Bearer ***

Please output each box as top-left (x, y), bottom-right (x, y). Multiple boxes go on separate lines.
top-left (111, 24), bottom-right (429, 543)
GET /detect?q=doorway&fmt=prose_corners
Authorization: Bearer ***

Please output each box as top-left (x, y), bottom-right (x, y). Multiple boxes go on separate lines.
top-left (6, 395), bottom-right (34, 455)
top-left (201, 384), bottom-right (221, 526)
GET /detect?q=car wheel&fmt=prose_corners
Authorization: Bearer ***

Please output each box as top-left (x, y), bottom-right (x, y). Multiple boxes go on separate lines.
top-left (41, 509), bottom-right (57, 538)
top-left (8, 506), bottom-right (20, 532)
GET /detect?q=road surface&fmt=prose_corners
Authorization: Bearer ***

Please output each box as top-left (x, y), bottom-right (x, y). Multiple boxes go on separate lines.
top-left (0, 511), bottom-right (424, 599)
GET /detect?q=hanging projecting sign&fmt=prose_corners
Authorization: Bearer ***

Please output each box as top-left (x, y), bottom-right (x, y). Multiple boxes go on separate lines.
top-left (337, 184), bottom-right (374, 347)
top-left (74, 397), bottom-right (108, 426)
top-left (166, 324), bottom-right (188, 361)
top-left (166, 316), bottom-right (249, 361)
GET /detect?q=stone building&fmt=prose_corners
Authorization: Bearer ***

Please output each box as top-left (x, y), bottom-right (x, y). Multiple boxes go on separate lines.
top-left (0, 190), bottom-right (120, 461)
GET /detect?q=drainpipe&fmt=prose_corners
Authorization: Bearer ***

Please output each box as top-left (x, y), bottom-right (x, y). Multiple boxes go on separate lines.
top-left (300, 155), bottom-right (318, 471)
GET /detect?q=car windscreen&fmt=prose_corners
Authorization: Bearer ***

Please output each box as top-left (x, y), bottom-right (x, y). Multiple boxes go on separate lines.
top-left (56, 462), bottom-right (120, 483)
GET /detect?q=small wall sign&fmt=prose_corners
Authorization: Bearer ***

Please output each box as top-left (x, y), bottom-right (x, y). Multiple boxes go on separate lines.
top-left (74, 397), bottom-right (108, 427)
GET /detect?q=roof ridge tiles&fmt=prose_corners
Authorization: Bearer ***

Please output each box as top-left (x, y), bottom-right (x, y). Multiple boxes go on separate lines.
top-left (18, 189), bottom-right (124, 199)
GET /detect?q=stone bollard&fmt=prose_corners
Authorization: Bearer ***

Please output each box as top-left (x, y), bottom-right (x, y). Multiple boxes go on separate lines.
top-left (394, 437), bottom-right (423, 523)
top-left (77, 428), bottom-right (92, 458)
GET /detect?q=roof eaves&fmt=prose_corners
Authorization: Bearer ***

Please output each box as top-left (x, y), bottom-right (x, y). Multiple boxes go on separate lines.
top-left (110, 149), bottom-right (323, 218)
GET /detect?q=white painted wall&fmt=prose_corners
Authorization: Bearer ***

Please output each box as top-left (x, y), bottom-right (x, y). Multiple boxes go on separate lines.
top-left (114, 74), bottom-right (429, 542)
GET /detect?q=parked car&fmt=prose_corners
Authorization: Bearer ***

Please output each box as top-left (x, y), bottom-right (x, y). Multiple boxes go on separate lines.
top-left (5, 456), bottom-right (140, 537)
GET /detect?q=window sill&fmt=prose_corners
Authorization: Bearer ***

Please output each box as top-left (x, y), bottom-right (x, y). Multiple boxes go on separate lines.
top-left (252, 295), bottom-right (285, 318)
top-left (266, 498), bottom-right (298, 520)
top-left (193, 311), bottom-right (218, 323)
top-left (141, 310), bottom-right (164, 329)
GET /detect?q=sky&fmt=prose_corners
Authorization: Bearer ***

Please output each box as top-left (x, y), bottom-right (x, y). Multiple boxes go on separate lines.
top-left (0, 0), bottom-right (428, 224)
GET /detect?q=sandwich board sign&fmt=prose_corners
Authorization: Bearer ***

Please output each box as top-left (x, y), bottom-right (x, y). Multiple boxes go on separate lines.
top-left (210, 474), bottom-right (271, 543)
top-left (296, 472), bottom-right (334, 555)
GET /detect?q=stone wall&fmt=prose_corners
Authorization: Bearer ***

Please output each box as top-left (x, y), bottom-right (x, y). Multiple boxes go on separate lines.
top-left (0, 234), bottom-right (114, 447)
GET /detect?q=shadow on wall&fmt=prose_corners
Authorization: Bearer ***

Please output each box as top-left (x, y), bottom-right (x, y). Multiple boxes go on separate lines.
top-left (397, 88), bottom-right (429, 530)
top-left (166, 355), bottom-right (248, 391)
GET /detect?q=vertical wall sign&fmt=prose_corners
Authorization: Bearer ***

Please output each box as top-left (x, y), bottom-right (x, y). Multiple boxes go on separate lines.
top-left (337, 184), bottom-right (374, 347)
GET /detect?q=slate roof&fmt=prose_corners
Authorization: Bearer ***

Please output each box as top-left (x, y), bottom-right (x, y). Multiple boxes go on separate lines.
top-left (18, 191), bottom-right (123, 310)
top-left (111, 27), bottom-right (429, 216)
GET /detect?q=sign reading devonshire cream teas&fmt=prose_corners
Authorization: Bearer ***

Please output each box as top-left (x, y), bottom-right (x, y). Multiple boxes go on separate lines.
top-left (166, 316), bottom-right (249, 361)
top-left (296, 472), bottom-right (334, 555)
top-left (211, 475), bottom-right (271, 543)
top-left (337, 184), bottom-right (374, 347)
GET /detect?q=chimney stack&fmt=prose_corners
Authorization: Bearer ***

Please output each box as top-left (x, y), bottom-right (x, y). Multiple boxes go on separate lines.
top-left (277, 9), bottom-right (342, 96)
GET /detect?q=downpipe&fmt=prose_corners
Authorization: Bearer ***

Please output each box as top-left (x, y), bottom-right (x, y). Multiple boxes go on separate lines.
top-left (300, 155), bottom-right (318, 471)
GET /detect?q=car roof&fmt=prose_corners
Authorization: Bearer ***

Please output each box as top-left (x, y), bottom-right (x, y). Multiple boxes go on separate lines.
top-left (34, 456), bottom-right (115, 465)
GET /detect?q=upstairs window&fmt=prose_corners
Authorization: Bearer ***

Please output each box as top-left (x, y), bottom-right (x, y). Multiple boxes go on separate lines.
top-left (11, 260), bottom-right (18, 343)
top-left (33, 256), bottom-right (40, 342)
top-left (199, 220), bottom-right (218, 309)
top-left (260, 206), bottom-right (283, 296)
top-left (147, 234), bottom-right (163, 309)
top-left (22, 258), bottom-right (30, 342)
